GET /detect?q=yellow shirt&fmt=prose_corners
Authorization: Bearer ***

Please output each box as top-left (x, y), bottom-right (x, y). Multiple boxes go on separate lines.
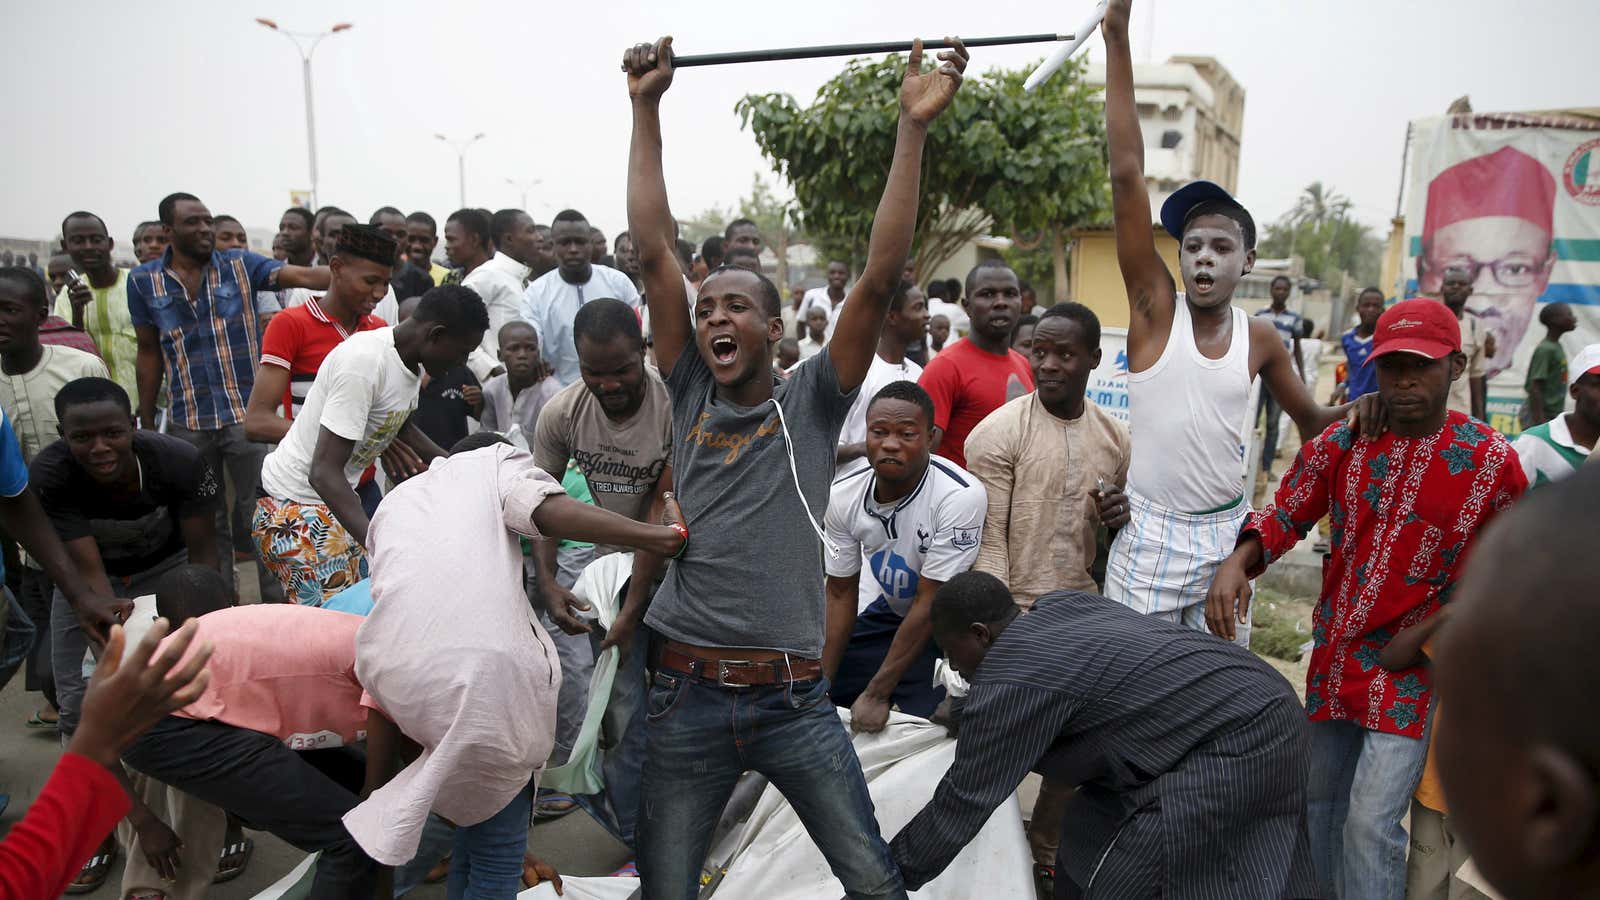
top-left (429, 263), bottom-right (451, 287)
top-left (1414, 637), bottom-right (1446, 811)
top-left (53, 268), bottom-right (138, 398)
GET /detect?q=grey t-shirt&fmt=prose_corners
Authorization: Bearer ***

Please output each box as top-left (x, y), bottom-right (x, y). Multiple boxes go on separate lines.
top-left (645, 349), bottom-right (856, 656)
top-left (531, 370), bottom-right (673, 554)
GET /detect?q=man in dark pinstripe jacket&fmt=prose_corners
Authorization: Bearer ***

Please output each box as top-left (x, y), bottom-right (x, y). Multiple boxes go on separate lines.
top-left (890, 572), bottom-right (1320, 899)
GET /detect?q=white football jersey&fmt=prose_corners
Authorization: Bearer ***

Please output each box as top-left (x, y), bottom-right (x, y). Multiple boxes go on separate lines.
top-left (824, 455), bottom-right (987, 616)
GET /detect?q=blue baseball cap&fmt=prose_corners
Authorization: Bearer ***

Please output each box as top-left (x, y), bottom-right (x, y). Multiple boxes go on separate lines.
top-left (1159, 180), bottom-right (1256, 248)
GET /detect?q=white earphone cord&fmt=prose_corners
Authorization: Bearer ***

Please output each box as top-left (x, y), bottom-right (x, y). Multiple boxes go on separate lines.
top-left (768, 397), bottom-right (840, 556)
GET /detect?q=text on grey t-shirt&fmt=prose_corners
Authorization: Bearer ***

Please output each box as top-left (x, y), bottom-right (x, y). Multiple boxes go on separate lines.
top-left (644, 347), bottom-right (856, 656)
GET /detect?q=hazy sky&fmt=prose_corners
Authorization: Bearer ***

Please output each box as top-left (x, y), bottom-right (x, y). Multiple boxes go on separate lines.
top-left (7, 0), bottom-right (1593, 250)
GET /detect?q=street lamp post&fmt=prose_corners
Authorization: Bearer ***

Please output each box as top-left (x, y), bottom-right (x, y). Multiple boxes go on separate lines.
top-left (436, 133), bottom-right (486, 209)
top-left (505, 177), bottom-right (542, 211)
top-left (255, 18), bottom-right (352, 211)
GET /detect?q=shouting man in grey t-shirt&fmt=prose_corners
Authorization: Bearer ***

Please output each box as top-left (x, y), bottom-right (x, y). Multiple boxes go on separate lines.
top-left (621, 34), bottom-right (969, 899)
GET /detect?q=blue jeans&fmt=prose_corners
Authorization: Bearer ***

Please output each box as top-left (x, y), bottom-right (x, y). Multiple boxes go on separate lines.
top-left (446, 780), bottom-right (533, 900)
top-left (636, 671), bottom-right (904, 900)
top-left (1306, 718), bottom-right (1431, 899)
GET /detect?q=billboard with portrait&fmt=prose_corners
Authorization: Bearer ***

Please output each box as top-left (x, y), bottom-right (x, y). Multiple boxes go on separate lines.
top-left (1402, 111), bottom-right (1600, 434)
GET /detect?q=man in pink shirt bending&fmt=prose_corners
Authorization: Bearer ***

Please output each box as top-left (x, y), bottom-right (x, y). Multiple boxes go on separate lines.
top-left (119, 566), bottom-right (386, 900)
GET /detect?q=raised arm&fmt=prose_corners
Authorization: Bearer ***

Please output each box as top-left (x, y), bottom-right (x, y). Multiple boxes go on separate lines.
top-left (1102, 0), bottom-right (1176, 357)
top-left (829, 38), bottom-right (967, 393)
top-left (624, 37), bottom-right (693, 376)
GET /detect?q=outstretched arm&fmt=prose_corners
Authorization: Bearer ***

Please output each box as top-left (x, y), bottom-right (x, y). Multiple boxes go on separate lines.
top-left (1102, 0), bottom-right (1175, 361)
top-left (829, 38), bottom-right (968, 393)
top-left (624, 37), bottom-right (693, 376)
top-left (1253, 320), bottom-right (1350, 441)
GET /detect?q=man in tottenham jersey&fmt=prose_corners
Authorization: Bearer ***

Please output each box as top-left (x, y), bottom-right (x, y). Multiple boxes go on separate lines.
top-left (821, 381), bottom-right (986, 733)
top-left (623, 33), bottom-right (967, 898)
top-left (1100, 0), bottom-right (1372, 641)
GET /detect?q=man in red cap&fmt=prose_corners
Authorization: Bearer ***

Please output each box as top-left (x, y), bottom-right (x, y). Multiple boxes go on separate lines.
top-left (1417, 146), bottom-right (1558, 377)
top-left (1208, 297), bottom-right (1527, 899)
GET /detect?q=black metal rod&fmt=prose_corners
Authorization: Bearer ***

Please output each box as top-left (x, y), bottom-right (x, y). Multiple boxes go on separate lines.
top-left (671, 33), bottom-right (1067, 68)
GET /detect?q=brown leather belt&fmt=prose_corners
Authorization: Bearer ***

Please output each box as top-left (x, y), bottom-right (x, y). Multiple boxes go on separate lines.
top-left (655, 644), bottom-right (823, 688)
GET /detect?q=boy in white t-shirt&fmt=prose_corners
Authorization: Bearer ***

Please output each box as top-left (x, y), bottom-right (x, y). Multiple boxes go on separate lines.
top-left (253, 285), bottom-right (489, 606)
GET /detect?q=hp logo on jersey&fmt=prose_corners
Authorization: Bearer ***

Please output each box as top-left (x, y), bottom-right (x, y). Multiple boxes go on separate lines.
top-left (870, 548), bottom-right (920, 602)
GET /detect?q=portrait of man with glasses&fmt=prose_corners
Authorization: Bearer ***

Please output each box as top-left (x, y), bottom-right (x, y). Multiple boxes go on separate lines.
top-left (1416, 145), bottom-right (1558, 377)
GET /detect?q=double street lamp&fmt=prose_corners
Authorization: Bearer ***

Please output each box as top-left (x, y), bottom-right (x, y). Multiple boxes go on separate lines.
top-left (436, 133), bottom-right (487, 209)
top-left (255, 18), bottom-right (352, 211)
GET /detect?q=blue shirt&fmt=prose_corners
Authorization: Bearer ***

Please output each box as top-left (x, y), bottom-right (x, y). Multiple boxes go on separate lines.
top-left (1254, 307), bottom-right (1306, 348)
top-left (1340, 327), bottom-right (1378, 400)
top-left (127, 247), bottom-right (284, 431)
top-left (0, 411), bottom-right (31, 582)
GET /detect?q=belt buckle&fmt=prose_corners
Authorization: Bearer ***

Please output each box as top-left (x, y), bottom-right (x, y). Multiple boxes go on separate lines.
top-left (715, 659), bottom-right (756, 688)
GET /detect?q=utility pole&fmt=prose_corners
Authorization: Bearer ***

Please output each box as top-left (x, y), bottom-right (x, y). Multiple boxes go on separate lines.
top-left (256, 18), bottom-right (352, 210)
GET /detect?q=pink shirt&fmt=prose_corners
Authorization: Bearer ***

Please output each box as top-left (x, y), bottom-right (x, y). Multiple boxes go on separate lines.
top-left (172, 605), bottom-right (368, 750)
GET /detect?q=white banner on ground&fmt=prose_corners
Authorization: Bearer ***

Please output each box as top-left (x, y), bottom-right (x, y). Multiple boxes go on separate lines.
top-left (523, 711), bottom-right (1034, 900)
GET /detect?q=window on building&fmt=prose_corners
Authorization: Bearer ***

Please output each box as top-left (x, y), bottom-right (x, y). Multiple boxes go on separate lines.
top-left (1160, 130), bottom-right (1183, 149)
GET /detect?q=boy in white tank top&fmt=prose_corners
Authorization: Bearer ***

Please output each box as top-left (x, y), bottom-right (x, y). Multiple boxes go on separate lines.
top-left (1100, 0), bottom-right (1367, 642)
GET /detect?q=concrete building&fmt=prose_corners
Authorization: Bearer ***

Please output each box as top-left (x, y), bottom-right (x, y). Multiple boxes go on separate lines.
top-left (1084, 55), bottom-right (1245, 212)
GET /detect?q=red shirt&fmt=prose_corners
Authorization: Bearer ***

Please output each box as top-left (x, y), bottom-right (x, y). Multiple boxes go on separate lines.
top-left (1244, 412), bottom-right (1525, 737)
top-left (259, 296), bottom-right (388, 420)
top-left (0, 752), bottom-right (129, 900)
top-left (39, 316), bottom-right (102, 358)
top-left (917, 339), bottom-right (1034, 469)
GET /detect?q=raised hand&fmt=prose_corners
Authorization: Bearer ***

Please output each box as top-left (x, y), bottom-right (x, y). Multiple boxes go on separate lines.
top-left (624, 36), bottom-right (676, 102)
top-left (68, 619), bottom-right (213, 770)
top-left (899, 37), bottom-right (968, 126)
top-left (1103, 0), bottom-right (1133, 38)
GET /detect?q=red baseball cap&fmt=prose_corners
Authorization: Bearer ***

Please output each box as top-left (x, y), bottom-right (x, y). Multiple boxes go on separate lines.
top-left (1366, 298), bottom-right (1462, 365)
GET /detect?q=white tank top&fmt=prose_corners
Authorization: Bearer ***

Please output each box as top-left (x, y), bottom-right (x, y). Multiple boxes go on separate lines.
top-left (1125, 296), bottom-right (1254, 512)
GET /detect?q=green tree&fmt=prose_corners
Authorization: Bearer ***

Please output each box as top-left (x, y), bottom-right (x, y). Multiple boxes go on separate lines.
top-left (737, 54), bottom-right (1109, 300)
top-left (682, 174), bottom-right (807, 287)
top-left (1260, 182), bottom-right (1384, 288)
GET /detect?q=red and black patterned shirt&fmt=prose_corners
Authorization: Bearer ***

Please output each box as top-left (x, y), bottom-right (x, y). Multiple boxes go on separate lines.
top-left (1242, 412), bottom-right (1525, 737)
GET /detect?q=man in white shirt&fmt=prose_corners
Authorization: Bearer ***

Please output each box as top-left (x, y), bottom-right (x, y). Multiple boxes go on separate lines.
top-left (798, 260), bottom-right (849, 338)
top-left (1513, 343), bottom-right (1599, 486)
top-left (520, 209), bottom-right (641, 386)
top-left (822, 381), bottom-right (986, 733)
top-left (463, 210), bottom-right (541, 355)
top-left (837, 281), bottom-right (926, 463)
top-left (1440, 266), bottom-right (1492, 420)
top-left (253, 285), bottom-right (489, 606)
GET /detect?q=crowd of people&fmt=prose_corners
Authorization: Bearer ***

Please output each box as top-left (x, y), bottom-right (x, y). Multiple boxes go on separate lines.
top-left (2, 4), bottom-right (1599, 900)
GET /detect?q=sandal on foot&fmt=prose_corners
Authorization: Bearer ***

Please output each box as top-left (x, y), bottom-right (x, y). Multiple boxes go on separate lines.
top-left (66, 847), bottom-right (116, 895)
top-left (533, 791), bottom-right (578, 820)
top-left (213, 837), bottom-right (254, 884)
top-left (25, 711), bottom-right (58, 729)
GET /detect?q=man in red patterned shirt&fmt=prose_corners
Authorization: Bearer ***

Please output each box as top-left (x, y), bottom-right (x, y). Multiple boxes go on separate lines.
top-left (1207, 298), bottom-right (1526, 900)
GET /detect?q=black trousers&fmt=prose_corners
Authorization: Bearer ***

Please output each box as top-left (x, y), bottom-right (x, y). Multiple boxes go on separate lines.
top-left (122, 716), bottom-right (376, 900)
